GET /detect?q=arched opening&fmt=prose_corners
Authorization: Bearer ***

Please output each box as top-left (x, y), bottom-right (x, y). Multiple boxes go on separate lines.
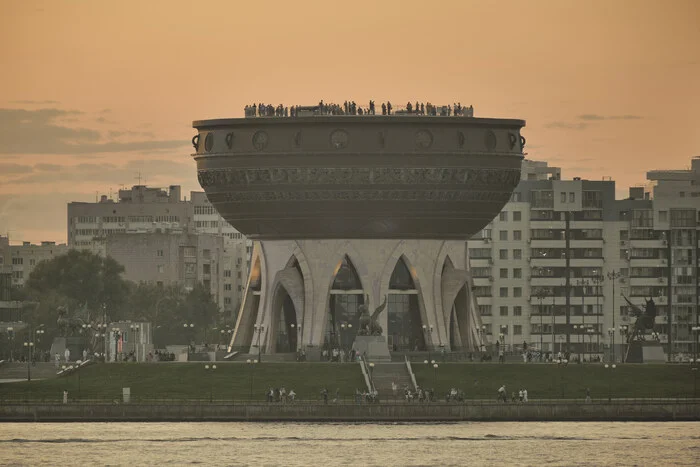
top-left (271, 286), bottom-right (297, 353)
top-left (450, 286), bottom-right (470, 350)
top-left (388, 256), bottom-right (425, 352)
top-left (326, 255), bottom-right (364, 353)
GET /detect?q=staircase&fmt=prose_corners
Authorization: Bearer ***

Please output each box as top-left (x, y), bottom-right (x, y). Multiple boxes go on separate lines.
top-left (0, 362), bottom-right (60, 381)
top-left (369, 363), bottom-right (413, 398)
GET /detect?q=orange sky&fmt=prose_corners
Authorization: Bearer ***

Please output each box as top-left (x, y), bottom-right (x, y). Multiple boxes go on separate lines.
top-left (1, 0), bottom-right (699, 244)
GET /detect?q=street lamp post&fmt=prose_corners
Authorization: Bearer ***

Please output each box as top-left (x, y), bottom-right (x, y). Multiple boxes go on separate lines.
top-left (576, 278), bottom-right (590, 361)
top-left (498, 330), bottom-right (506, 363)
top-left (130, 324), bottom-right (140, 362)
top-left (619, 325), bottom-right (629, 363)
top-left (246, 359), bottom-right (257, 400)
top-left (254, 324), bottom-right (264, 363)
top-left (607, 271), bottom-right (622, 363)
top-left (433, 362), bottom-right (439, 389)
top-left (607, 328), bottom-right (615, 363)
top-left (604, 363), bottom-right (616, 401)
top-left (23, 340), bottom-right (34, 381)
top-left (204, 364), bottom-right (217, 402)
top-left (7, 327), bottom-right (14, 361)
top-left (573, 325), bottom-right (580, 362)
top-left (422, 324), bottom-right (434, 361)
top-left (183, 323), bottom-right (194, 360)
top-left (592, 274), bottom-right (604, 358)
top-left (586, 326), bottom-right (595, 362)
top-left (533, 288), bottom-right (548, 357)
top-left (220, 328), bottom-right (233, 351)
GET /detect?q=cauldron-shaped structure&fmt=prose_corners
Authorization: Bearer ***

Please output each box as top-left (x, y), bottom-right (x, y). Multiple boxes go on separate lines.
top-left (192, 116), bottom-right (525, 240)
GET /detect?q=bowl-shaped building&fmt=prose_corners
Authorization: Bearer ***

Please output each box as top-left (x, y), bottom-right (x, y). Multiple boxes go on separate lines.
top-left (192, 115), bottom-right (526, 240)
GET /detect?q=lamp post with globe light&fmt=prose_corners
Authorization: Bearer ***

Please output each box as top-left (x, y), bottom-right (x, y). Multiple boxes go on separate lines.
top-left (23, 340), bottom-right (34, 381)
top-left (254, 324), bottom-right (265, 362)
top-left (183, 323), bottom-right (194, 359)
top-left (130, 324), bottom-right (140, 362)
top-left (605, 363), bottom-right (616, 401)
top-left (204, 364), bottom-right (217, 402)
top-left (246, 359), bottom-right (257, 400)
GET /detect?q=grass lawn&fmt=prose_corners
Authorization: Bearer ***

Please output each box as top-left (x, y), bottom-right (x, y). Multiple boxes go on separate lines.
top-left (0, 362), bottom-right (365, 402)
top-left (411, 363), bottom-right (699, 400)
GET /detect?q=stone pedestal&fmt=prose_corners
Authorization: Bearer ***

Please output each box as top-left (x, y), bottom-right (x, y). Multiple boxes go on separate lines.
top-left (353, 336), bottom-right (392, 362)
top-left (625, 341), bottom-right (666, 363)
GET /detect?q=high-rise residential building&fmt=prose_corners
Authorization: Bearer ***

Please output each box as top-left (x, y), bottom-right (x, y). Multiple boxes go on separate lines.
top-left (66, 185), bottom-right (249, 318)
top-left (469, 158), bottom-right (700, 362)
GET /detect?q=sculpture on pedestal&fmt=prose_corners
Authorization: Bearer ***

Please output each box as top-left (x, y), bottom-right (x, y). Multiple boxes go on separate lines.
top-left (356, 294), bottom-right (387, 336)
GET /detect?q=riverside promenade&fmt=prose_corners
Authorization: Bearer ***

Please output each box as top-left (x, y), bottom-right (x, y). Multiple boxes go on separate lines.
top-left (2, 400), bottom-right (699, 422)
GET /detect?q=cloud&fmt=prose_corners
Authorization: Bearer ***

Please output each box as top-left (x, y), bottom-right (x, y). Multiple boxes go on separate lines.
top-left (10, 100), bottom-right (59, 105)
top-left (0, 108), bottom-right (187, 154)
top-left (545, 121), bottom-right (589, 130)
top-left (578, 114), bottom-right (643, 121)
top-left (4, 159), bottom-right (194, 186)
top-left (0, 163), bottom-right (34, 175)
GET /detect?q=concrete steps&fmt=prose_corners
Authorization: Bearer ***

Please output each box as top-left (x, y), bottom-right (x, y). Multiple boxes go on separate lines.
top-left (0, 362), bottom-right (59, 381)
top-left (369, 363), bottom-right (413, 396)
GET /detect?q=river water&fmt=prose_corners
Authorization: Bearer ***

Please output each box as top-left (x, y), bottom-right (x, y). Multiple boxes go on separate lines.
top-left (0, 422), bottom-right (698, 466)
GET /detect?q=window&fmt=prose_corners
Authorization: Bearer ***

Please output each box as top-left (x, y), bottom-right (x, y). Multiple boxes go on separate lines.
top-left (561, 192), bottom-right (566, 203)
top-left (224, 269), bottom-right (232, 278)
top-left (224, 297), bottom-right (232, 305)
top-left (12, 270), bottom-right (23, 279)
top-left (513, 249), bottom-right (522, 260)
top-left (499, 231), bottom-right (508, 241)
top-left (499, 268), bottom-right (508, 279)
top-left (29, 259), bottom-right (35, 266)
top-left (183, 247), bottom-right (196, 257)
top-left (513, 287), bottom-right (522, 297)
top-left (499, 306), bottom-right (509, 316)
top-left (157, 250), bottom-right (164, 257)
top-left (513, 268), bottom-right (522, 279)
top-left (499, 287), bottom-right (508, 298)
top-left (513, 306), bottom-right (522, 316)
top-left (499, 249), bottom-right (508, 260)
top-left (569, 192), bottom-right (575, 203)
top-left (513, 230), bottom-right (522, 241)
top-left (203, 264), bottom-right (211, 274)
top-left (479, 305), bottom-right (492, 316)
top-left (513, 211), bottom-right (521, 221)
top-left (499, 212), bottom-right (508, 222)
top-left (202, 249), bottom-right (211, 259)
top-left (157, 265), bottom-right (164, 273)
top-left (514, 325), bottom-right (522, 335)
top-left (512, 192), bottom-right (522, 202)
top-left (224, 284), bottom-right (232, 291)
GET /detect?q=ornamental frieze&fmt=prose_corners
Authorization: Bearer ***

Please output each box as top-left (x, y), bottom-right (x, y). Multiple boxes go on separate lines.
top-left (206, 189), bottom-right (512, 204)
top-left (197, 167), bottom-right (520, 189)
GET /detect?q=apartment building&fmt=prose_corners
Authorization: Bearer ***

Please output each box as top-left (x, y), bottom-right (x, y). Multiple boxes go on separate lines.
top-left (468, 158), bottom-right (700, 361)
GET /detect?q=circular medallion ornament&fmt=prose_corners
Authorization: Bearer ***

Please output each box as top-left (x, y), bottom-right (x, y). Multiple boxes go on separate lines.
top-left (416, 130), bottom-right (433, 149)
top-left (485, 130), bottom-right (497, 150)
top-left (204, 133), bottom-right (214, 152)
top-left (330, 129), bottom-right (349, 149)
top-left (252, 131), bottom-right (269, 150)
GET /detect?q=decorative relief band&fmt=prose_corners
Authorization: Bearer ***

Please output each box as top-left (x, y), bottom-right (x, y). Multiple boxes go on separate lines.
top-left (197, 167), bottom-right (521, 188)
top-left (206, 189), bottom-right (512, 203)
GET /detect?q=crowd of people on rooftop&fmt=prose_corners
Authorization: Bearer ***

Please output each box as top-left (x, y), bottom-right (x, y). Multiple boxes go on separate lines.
top-left (244, 100), bottom-right (474, 118)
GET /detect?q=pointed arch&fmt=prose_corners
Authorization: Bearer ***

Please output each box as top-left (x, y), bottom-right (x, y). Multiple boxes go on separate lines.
top-left (384, 254), bottom-right (429, 351)
top-left (323, 252), bottom-right (366, 350)
top-left (331, 255), bottom-right (363, 290)
top-left (268, 283), bottom-right (298, 353)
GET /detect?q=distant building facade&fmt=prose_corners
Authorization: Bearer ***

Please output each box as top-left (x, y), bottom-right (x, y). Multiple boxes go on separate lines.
top-left (66, 185), bottom-right (249, 318)
top-left (468, 158), bottom-right (700, 361)
top-left (7, 241), bottom-right (70, 287)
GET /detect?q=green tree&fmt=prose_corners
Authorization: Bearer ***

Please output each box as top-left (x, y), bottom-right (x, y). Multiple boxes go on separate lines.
top-left (24, 249), bottom-right (131, 325)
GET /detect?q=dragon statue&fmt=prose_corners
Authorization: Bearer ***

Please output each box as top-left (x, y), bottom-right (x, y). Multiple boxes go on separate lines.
top-left (356, 294), bottom-right (387, 336)
top-left (621, 295), bottom-right (658, 361)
